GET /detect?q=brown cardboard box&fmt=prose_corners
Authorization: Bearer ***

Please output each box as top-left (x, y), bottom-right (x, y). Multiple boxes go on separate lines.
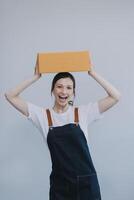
top-left (37, 51), bottom-right (92, 73)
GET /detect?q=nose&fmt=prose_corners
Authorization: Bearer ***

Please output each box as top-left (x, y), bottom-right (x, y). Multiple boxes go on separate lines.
top-left (61, 87), bottom-right (67, 94)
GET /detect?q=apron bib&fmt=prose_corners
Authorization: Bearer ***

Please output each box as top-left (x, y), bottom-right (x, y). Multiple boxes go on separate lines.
top-left (46, 108), bottom-right (101, 200)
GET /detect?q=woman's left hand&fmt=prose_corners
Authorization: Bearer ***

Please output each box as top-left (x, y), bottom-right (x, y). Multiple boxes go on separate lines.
top-left (88, 66), bottom-right (94, 76)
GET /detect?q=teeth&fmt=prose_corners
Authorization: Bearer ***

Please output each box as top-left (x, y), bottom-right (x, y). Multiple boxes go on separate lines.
top-left (59, 96), bottom-right (68, 99)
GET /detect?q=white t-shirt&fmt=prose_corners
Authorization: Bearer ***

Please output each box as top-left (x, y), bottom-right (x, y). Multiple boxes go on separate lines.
top-left (26, 102), bottom-right (103, 144)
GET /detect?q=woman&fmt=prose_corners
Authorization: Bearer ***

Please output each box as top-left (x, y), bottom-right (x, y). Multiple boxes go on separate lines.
top-left (5, 60), bottom-right (121, 200)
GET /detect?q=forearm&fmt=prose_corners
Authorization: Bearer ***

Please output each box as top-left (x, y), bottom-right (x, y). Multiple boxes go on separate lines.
top-left (89, 70), bottom-right (121, 100)
top-left (5, 74), bottom-right (40, 98)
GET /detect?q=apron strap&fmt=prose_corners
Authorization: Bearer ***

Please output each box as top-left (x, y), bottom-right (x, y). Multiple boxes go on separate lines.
top-left (46, 109), bottom-right (53, 127)
top-left (46, 107), bottom-right (79, 127)
top-left (74, 107), bottom-right (79, 125)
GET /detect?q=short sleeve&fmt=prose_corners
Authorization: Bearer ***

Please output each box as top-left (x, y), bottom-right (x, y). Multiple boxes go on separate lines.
top-left (87, 102), bottom-right (103, 124)
top-left (79, 102), bottom-right (103, 126)
top-left (27, 102), bottom-right (44, 134)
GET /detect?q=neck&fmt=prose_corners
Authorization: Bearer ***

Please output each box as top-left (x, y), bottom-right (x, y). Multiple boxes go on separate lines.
top-left (53, 103), bottom-right (69, 113)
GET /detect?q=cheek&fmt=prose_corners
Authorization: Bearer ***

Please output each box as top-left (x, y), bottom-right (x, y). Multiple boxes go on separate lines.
top-left (53, 88), bottom-right (58, 95)
top-left (53, 89), bottom-right (60, 99)
top-left (69, 91), bottom-right (74, 97)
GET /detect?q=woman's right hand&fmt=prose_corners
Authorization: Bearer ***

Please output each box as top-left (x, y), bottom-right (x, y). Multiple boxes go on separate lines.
top-left (34, 57), bottom-right (42, 79)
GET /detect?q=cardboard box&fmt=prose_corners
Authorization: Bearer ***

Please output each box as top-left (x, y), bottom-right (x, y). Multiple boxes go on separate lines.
top-left (37, 51), bottom-right (92, 73)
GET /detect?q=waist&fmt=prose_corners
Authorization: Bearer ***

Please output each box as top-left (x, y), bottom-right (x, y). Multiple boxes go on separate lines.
top-left (50, 167), bottom-right (96, 179)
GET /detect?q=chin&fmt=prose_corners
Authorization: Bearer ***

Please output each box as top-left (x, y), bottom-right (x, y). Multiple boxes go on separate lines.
top-left (58, 102), bottom-right (68, 107)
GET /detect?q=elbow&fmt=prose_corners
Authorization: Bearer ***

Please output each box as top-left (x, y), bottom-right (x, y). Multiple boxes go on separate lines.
top-left (4, 92), bottom-right (16, 101)
top-left (4, 93), bottom-right (12, 102)
top-left (4, 93), bottom-right (9, 100)
top-left (109, 92), bottom-right (121, 104)
top-left (114, 93), bottom-right (121, 103)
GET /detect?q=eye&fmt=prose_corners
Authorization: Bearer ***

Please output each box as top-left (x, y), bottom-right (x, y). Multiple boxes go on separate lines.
top-left (57, 85), bottom-right (62, 88)
top-left (67, 87), bottom-right (73, 90)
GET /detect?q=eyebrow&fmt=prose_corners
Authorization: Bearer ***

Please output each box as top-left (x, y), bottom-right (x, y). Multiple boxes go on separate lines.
top-left (56, 83), bottom-right (73, 87)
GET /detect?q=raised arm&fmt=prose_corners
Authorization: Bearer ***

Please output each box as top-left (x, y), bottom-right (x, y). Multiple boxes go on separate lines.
top-left (88, 70), bottom-right (121, 113)
top-left (5, 62), bottom-right (41, 117)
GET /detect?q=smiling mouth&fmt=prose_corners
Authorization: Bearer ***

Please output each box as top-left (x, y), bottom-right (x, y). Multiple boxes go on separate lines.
top-left (58, 96), bottom-right (68, 100)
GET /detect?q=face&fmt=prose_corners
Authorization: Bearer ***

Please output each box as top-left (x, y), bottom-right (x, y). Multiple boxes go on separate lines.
top-left (53, 78), bottom-right (74, 108)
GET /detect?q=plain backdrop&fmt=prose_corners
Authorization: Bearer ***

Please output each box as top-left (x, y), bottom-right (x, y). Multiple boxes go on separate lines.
top-left (1, 0), bottom-right (134, 200)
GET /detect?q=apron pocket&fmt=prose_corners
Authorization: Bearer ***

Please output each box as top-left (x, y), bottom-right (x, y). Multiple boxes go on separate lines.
top-left (77, 174), bottom-right (101, 200)
top-left (51, 176), bottom-right (70, 196)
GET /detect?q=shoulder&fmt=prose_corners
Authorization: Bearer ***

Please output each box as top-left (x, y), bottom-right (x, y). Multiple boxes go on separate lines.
top-left (27, 102), bottom-right (51, 127)
top-left (27, 102), bottom-right (50, 121)
top-left (77, 102), bottom-right (103, 123)
top-left (27, 102), bottom-right (43, 116)
top-left (77, 102), bottom-right (98, 114)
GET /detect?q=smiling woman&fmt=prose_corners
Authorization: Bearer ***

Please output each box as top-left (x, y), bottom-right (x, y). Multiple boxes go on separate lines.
top-left (5, 55), bottom-right (121, 200)
top-left (51, 72), bottom-right (75, 113)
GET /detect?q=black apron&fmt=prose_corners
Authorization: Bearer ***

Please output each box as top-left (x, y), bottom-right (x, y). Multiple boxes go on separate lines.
top-left (46, 107), bottom-right (101, 200)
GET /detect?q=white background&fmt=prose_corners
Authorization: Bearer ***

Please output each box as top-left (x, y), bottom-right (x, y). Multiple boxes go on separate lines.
top-left (1, 0), bottom-right (134, 199)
